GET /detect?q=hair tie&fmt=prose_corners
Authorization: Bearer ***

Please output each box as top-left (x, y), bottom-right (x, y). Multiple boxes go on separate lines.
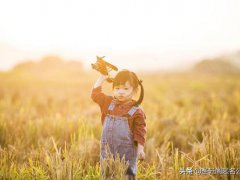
top-left (139, 80), bottom-right (143, 84)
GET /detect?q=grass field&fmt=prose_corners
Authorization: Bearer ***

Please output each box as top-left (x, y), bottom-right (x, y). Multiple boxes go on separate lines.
top-left (0, 70), bottom-right (240, 179)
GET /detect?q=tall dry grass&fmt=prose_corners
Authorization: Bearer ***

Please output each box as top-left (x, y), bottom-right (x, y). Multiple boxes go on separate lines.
top-left (0, 72), bottom-right (239, 179)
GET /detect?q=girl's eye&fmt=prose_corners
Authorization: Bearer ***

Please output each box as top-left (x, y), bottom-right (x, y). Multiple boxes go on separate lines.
top-left (124, 88), bottom-right (129, 90)
top-left (115, 88), bottom-right (120, 90)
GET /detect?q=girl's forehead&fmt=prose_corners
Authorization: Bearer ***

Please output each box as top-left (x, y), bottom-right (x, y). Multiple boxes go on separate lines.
top-left (115, 81), bottom-right (132, 87)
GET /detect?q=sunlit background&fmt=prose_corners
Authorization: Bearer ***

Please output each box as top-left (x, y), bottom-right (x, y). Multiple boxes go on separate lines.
top-left (1, 1), bottom-right (240, 178)
top-left (0, 0), bottom-right (240, 71)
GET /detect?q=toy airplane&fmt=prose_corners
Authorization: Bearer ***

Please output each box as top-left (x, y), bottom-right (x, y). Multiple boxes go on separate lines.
top-left (91, 56), bottom-right (118, 82)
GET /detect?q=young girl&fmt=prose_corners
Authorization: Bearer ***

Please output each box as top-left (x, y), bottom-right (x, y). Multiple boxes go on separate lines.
top-left (91, 69), bottom-right (146, 179)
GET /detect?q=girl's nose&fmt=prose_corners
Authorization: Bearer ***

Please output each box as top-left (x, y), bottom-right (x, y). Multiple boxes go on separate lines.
top-left (118, 89), bottom-right (125, 94)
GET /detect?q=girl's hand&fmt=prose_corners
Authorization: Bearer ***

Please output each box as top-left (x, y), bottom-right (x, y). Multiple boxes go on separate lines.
top-left (137, 144), bottom-right (145, 160)
top-left (93, 75), bottom-right (109, 88)
top-left (101, 74), bottom-right (109, 80)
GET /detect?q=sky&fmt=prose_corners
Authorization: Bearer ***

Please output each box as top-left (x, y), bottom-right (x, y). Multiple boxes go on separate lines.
top-left (0, 0), bottom-right (240, 71)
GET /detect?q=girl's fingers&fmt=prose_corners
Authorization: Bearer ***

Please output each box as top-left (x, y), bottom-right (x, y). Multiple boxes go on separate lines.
top-left (137, 152), bottom-right (145, 160)
top-left (140, 152), bottom-right (145, 160)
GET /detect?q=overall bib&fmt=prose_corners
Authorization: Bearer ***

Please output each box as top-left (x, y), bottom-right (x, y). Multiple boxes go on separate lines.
top-left (100, 99), bottom-right (138, 176)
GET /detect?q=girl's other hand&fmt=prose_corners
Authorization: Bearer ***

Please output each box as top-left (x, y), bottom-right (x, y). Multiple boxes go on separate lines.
top-left (137, 144), bottom-right (145, 160)
top-left (137, 150), bottom-right (145, 160)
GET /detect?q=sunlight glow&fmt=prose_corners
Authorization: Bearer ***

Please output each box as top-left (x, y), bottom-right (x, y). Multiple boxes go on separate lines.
top-left (0, 0), bottom-right (240, 70)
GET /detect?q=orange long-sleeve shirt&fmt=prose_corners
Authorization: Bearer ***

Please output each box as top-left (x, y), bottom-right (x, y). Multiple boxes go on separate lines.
top-left (91, 86), bottom-right (146, 146)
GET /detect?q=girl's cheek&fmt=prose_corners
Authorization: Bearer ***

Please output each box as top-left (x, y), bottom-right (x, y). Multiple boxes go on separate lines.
top-left (113, 90), bottom-right (119, 96)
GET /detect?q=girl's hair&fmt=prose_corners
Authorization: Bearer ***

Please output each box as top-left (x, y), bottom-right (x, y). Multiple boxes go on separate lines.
top-left (112, 69), bottom-right (144, 106)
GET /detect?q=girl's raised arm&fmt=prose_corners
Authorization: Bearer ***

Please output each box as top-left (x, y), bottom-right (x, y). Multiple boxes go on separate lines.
top-left (91, 75), bottom-right (110, 108)
top-left (93, 75), bottom-right (108, 88)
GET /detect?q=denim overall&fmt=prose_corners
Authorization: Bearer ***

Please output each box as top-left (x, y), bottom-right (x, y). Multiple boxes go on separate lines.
top-left (100, 99), bottom-right (139, 176)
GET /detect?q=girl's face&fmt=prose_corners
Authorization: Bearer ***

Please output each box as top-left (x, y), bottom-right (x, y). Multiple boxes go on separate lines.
top-left (113, 81), bottom-right (135, 102)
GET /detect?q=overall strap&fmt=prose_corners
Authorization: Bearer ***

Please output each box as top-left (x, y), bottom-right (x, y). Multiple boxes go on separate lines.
top-left (107, 100), bottom-right (116, 114)
top-left (128, 106), bottom-right (139, 117)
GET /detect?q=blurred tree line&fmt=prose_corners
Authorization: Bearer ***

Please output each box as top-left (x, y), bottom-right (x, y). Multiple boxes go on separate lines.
top-left (9, 55), bottom-right (86, 81)
top-left (193, 58), bottom-right (240, 75)
top-left (1, 53), bottom-right (240, 80)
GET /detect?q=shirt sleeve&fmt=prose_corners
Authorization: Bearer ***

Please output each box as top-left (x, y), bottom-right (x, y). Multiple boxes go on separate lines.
top-left (91, 86), bottom-right (111, 111)
top-left (133, 108), bottom-right (147, 147)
